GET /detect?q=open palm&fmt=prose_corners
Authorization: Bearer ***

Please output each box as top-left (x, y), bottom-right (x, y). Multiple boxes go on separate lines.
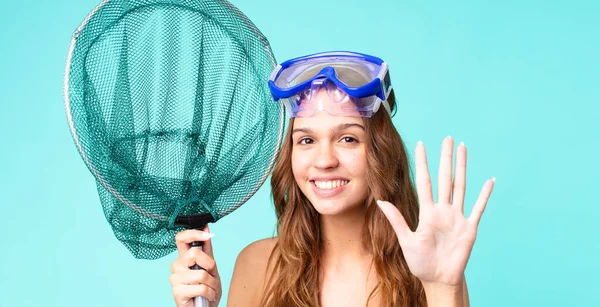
top-left (377, 137), bottom-right (495, 286)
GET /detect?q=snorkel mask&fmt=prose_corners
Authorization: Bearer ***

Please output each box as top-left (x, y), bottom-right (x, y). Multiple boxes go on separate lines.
top-left (268, 51), bottom-right (393, 118)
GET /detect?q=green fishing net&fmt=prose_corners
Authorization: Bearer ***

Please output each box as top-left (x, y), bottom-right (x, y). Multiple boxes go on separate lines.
top-left (64, 0), bottom-right (284, 260)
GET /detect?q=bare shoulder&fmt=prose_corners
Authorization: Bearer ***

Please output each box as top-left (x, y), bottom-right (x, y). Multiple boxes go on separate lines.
top-left (235, 237), bottom-right (279, 275)
top-left (227, 237), bottom-right (279, 307)
top-left (240, 237), bottom-right (278, 261)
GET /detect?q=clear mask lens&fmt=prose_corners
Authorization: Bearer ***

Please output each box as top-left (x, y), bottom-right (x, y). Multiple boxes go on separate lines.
top-left (279, 61), bottom-right (379, 90)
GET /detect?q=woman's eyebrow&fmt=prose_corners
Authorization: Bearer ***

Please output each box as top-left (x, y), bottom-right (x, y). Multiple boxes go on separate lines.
top-left (292, 123), bottom-right (365, 135)
top-left (292, 127), bottom-right (314, 135)
top-left (331, 123), bottom-right (365, 133)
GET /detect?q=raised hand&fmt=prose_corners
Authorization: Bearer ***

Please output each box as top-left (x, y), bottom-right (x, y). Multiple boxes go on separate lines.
top-left (377, 136), bottom-right (495, 287)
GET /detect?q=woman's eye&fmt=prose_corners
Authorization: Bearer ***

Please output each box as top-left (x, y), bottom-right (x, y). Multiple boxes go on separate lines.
top-left (298, 138), bottom-right (314, 145)
top-left (341, 136), bottom-right (357, 143)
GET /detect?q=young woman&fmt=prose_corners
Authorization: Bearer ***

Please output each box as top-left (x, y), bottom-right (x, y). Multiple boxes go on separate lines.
top-left (169, 51), bottom-right (495, 307)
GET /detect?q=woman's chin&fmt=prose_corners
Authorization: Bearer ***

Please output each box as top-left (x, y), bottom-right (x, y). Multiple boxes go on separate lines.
top-left (309, 199), bottom-right (363, 217)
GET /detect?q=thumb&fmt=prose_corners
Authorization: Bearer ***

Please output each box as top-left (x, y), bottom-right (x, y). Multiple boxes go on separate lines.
top-left (376, 200), bottom-right (412, 244)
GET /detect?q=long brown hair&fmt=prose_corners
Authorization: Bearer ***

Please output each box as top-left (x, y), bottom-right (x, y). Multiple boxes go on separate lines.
top-left (262, 91), bottom-right (426, 306)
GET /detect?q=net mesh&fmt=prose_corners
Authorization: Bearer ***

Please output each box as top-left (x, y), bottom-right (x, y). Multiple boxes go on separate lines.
top-left (64, 0), bottom-right (283, 259)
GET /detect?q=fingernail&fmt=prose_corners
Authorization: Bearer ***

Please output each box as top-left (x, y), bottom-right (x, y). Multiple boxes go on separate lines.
top-left (376, 200), bottom-right (383, 206)
top-left (447, 135), bottom-right (453, 139)
top-left (417, 141), bottom-right (423, 145)
top-left (204, 232), bottom-right (215, 239)
top-left (459, 141), bottom-right (465, 147)
top-left (492, 177), bottom-right (496, 182)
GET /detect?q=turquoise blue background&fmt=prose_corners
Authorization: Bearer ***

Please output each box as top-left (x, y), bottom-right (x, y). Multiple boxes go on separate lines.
top-left (1, 0), bottom-right (598, 306)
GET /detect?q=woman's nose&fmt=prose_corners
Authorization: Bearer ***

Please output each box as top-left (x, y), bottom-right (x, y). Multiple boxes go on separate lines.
top-left (312, 144), bottom-right (339, 169)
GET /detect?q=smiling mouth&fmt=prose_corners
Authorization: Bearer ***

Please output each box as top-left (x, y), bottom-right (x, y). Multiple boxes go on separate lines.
top-left (311, 180), bottom-right (350, 190)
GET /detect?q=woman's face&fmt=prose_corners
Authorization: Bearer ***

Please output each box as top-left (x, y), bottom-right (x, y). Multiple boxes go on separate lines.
top-left (291, 89), bottom-right (369, 216)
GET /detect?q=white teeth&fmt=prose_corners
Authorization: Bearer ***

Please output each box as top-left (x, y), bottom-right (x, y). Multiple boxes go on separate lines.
top-left (314, 180), bottom-right (349, 190)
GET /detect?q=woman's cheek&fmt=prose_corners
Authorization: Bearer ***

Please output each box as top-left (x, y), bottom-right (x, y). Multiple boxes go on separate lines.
top-left (340, 149), bottom-right (366, 172)
top-left (291, 151), bottom-right (311, 174)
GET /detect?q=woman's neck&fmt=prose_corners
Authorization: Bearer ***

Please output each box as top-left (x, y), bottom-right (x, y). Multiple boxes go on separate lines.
top-left (319, 206), bottom-right (373, 266)
top-left (318, 206), bottom-right (378, 306)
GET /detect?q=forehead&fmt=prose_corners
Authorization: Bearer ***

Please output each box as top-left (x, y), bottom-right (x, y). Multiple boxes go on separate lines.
top-left (292, 111), bottom-right (364, 131)
top-left (297, 91), bottom-right (362, 118)
top-left (292, 88), bottom-right (364, 130)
